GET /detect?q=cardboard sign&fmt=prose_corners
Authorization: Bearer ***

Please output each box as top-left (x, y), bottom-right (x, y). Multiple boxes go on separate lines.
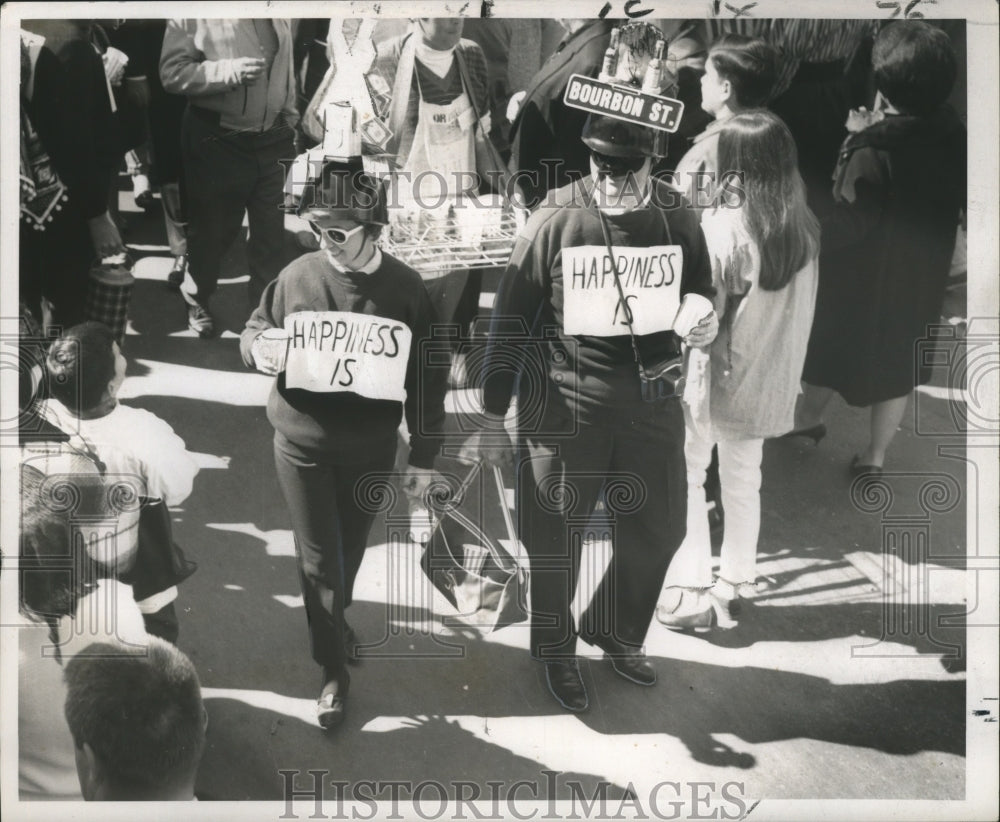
top-left (283, 311), bottom-right (412, 401)
top-left (561, 245), bottom-right (683, 337)
top-left (563, 74), bottom-right (684, 133)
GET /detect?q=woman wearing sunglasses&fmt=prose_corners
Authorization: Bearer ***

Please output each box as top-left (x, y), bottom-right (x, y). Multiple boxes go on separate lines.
top-left (239, 159), bottom-right (447, 731)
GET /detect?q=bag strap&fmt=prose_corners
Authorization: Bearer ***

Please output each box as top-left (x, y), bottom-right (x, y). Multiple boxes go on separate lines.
top-left (44, 416), bottom-right (108, 476)
top-left (491, 464), bottom-right (516, 545)
top-left (454, 47), bottom-right (514, 202)
top-left (426, 459), bottom-right (521, 572)
top-left (387, 33), bottom-right (416, 154)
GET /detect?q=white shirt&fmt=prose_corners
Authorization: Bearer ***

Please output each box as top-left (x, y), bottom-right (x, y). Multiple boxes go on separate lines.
top-left (38, 400), bottom-right (199, 575)
top-left (19, 579), bottom-right (148, 800)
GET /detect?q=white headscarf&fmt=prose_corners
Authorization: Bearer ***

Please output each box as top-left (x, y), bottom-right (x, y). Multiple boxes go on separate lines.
top-left (414, 26), bottom-right (456, 79)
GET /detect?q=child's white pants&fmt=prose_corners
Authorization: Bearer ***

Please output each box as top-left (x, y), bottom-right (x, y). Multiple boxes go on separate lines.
top-left (662, 424), bottom-right (764, 590)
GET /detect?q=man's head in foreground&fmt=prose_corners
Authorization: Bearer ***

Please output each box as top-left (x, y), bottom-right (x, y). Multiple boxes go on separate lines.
top-left (63, 637), bottom-right (207, 800)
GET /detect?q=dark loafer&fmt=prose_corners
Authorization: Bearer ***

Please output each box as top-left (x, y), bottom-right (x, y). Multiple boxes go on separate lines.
top-left (317, 670), bottom-right (350, 730)
top-left (608, 649), bottom-right (656, 687)
top-left (543, 658), bottom-right (588, 712)
top-left (586, 636), bottom-right (657, 686)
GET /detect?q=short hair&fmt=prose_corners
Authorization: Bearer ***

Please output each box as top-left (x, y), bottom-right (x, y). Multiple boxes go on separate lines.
top-left (63, 638), bottom-right (206, 795)
top-left (708, 34), bottom-right (778, 108)
top-left (46, 322), bottom-right (117, 414)
top-left (873, 21), bottom-right (957, 116)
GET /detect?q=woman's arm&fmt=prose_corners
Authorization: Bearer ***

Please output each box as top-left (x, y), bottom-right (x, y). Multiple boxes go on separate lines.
top-left (821, 145), bottom-right (888, 255)
top-left (240, 277), bottom-right (284, 368)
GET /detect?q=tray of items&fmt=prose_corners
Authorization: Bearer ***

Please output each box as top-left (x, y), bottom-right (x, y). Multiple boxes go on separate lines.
top-left (380, 193), bottom-right (521, 274)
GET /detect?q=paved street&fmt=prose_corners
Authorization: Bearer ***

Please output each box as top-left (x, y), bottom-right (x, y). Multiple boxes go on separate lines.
top-left (113, 186), bottom-right (972, 808)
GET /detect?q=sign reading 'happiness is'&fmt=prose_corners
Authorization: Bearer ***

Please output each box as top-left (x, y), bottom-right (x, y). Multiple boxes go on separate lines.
top-left (561, 245), bottom-right (684, 337)
top-left (283, 311), bottom-right (411, 401)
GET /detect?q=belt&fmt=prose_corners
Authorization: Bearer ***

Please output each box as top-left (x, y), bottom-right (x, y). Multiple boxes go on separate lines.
top-left (186, 104), bottom-right (291, 144)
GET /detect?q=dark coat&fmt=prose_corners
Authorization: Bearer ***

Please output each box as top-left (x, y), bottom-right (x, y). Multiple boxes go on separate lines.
top-left (802, 106), bottom-right (966, 406)
top-left (506, 20), bottom-right (613, 209)
top-left (28, 23), bottom-right (120, 221)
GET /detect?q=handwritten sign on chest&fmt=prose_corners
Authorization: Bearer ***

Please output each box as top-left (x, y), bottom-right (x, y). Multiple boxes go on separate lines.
top-left (561, 245), bottom-right (683, 337)
top-left (284, 311), bottom-right (412, 401)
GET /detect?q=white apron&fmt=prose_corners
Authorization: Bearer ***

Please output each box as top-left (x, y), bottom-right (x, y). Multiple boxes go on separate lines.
top-left (401, 71), bottom-right (477, 205)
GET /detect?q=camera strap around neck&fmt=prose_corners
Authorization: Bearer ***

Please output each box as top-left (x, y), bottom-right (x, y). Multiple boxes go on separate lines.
top-left (596, 207), bottom-right (648, 375)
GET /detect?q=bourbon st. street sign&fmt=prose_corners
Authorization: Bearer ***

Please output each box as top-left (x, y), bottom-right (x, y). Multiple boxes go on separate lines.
top-left (563, 73), bottom-right (685, 133)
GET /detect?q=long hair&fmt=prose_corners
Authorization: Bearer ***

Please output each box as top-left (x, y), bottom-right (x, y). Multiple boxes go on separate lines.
top-left (716, 111), bottom-right (820, 291)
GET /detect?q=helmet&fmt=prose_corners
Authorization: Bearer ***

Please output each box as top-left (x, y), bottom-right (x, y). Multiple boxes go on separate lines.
top-left (581, 113), bottom-right (659, 158)
top-left (284, 154), bottom-right (388, 225)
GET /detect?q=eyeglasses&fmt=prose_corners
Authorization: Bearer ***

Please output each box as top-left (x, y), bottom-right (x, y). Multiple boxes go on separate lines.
top-left (307, 221), bottom-right (366, 246)
top-left (590, 149), bottom-right (647, 175)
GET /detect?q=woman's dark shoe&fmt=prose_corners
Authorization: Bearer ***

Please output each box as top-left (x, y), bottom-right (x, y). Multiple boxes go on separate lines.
top-left (850, 455), bottom-right (884, 479)
top-left (780, 423), bottom-right (827, 445)
top-left (543, 658), bottom-right (588, 712)
top-left (317, 669), bottom-right (350, 730)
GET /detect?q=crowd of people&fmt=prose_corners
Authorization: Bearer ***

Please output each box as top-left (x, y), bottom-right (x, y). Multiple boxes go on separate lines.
top-left (16, 14), bottom-right (966, 800)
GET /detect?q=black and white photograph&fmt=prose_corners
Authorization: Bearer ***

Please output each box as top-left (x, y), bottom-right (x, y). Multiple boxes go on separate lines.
top-left (1, 1), bottom-right (997, 820)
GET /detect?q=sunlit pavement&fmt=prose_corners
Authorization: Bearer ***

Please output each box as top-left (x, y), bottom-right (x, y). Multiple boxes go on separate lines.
top-left (114, 192), bottom-right (972, 804)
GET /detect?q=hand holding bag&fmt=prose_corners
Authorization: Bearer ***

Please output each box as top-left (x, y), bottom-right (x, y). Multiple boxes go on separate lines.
top-left (420, 460), bottom-right (528, 632)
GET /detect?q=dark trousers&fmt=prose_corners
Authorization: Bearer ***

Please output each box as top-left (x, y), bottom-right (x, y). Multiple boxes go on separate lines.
top-left (517, 400), bottom-right (688, 659)
top-left (273, 432), bottom-right (397, 677)
top-left (180, 107), bottom-right (293, 309)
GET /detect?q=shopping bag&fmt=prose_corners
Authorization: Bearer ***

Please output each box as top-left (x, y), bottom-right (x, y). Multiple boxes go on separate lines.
top-left (119, 497), bottom-right (198, 603)
top-left (420, 460), bottom-right (527, 632)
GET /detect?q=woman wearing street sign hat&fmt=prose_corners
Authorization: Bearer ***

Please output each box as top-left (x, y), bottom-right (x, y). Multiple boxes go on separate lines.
top-left (240, 157), bottom-right (447, 731)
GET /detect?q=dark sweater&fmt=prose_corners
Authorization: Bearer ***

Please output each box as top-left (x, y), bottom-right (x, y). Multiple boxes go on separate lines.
top-left (482, 177), bottom-right (714, 424)
top-left (240, 251), bottom-right (447, 467)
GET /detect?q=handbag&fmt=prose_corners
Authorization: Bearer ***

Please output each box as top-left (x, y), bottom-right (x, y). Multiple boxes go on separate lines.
top-left (595, 208), bottom-right (686, 402)
top-left (119, 497), bottom-right (198, 603)
top-left (420, 460), bottom-right (528, 632)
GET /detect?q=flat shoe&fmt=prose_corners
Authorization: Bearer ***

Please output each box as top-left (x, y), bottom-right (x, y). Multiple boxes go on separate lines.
top-left (849, 455), bottom-right (884, 479)
top-left (317, 671), bottom-right (350, 730)
top-left (780, 423), bottom-right (827, 445)
top-left (655, 589), bottom-right (713, 632)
